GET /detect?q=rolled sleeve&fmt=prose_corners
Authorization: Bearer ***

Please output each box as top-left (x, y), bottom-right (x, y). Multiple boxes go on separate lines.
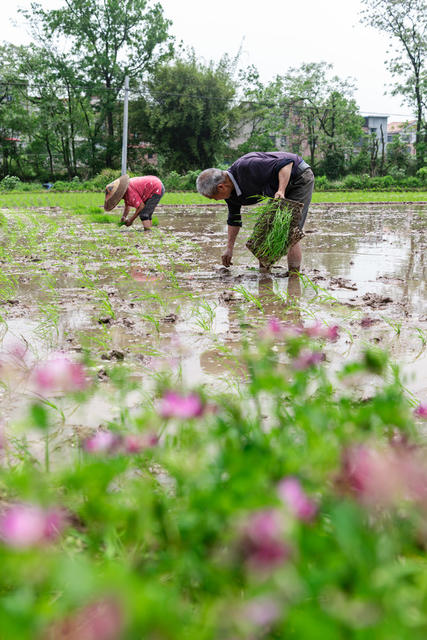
top-left (274, 158), bottom-right (294, 174)
top-left (227, 203), bottom-right (242, 227)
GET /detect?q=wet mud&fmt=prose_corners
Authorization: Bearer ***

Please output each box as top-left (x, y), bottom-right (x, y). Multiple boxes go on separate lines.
top-left (0, 201), bottom-right (426, 439)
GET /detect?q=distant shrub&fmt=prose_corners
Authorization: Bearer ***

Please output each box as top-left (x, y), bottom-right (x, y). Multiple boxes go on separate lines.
top-left (82, 181), bottom-right (98, 192)
top-left (91, 169), bottom-right (123, 189)
top-left (401, 176), bottom-right (420, 189)
top-left (380, 175), bottom-right (394, 188)
top-left (20, 182), bottom-right (43, 192)
top-left (388, 166), bottom-right (407, 180)
top-left (416, 166), bottom-right (427, 185)
top-left (162, 170), bottom-right (200, 192)
top-left (314, 175), bottom-right (332, 191)
top-left (163, 171), bottom-right (182, 191)
top-left (0, 175), bottom-right (21, 190)
top-left (52, 181), bottom-right (72, 192)
top-left (342, 175), bottom-right (365, 190)
top-left (316, 172), bottom-right (424, 192)
top-left (176, 169), bottom-right (200, 191)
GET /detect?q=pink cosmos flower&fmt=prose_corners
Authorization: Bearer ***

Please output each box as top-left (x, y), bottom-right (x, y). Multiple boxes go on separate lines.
top-left (261, 318), bottom-right (302, 340)
top-left (4, 339), bottom-right (29, 362)
top-left (266, 317), bottom-right (283, 336)
top-left (324, 324), bottom-right (339, 340)
top-left (292, 350), bottom-right (325, 371)
top-left (243, 596), bottom-right (280, 627)
top-left (304, 321), bottom-right (325, 338)
top-left (158, 391), bottom-right (204, 419)
top-left (44, 597), bottom-right (123, 640)
top-left (337, 443), bottom-right (427, 508)
top-left (0, 341), bottom-right (30, 386)
top-left (83, 430), bottom-right (159, 456)
top-left (33, 353), bottom-right (88, 393)
top-left (44, 509), bottom-right (67, 541)
top-left (414, 404), bottom-right (427, 419)
top-left (277, 477), bottom-right (317, 522)
top-left (123, 432), bottom-right (159, 454)
top-left (239, 509), bottom-right (290, 572)
top-left (338, 445), bottom-right (397, 505)
top-left (0, 504), bottom-right (65, 548)
top-left (83, 430), bottom-right (119, 454)
top-left (304, 321), bottom-right (339, 340)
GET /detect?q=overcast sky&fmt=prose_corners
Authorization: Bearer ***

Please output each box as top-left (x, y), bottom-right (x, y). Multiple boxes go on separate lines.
top-left (2, 0), bottom-right (415, 122)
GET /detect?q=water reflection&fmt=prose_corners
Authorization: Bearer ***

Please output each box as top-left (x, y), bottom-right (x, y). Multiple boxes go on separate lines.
top-left (0, 202), bottom-right (426, 405)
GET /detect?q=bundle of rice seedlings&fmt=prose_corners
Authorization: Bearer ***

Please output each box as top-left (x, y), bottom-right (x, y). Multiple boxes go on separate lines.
top-left (246, 198), bottom-right (304, 267)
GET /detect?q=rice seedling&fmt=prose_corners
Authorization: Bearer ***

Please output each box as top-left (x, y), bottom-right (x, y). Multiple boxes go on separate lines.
top-left (381, 315), bottom-right (402, 336)
top-left (79, 324), bottom-right (113, 352)
top-left (415, 327), bottom-right (426, 347)
top-left (231, 285), bottom-right (264, 312)
top-left (298, 273), bottom-right (340, 304)
top-left (140, 313), bottom-right (161, 335)
top-left (35, 302), bottom-right (61, 344)
top-left (246, 198), bottom-right (303, 267)
top-left (193, 299), bottom-right (218, 332)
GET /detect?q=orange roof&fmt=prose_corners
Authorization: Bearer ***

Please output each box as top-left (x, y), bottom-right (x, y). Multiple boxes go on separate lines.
top-left (387, 120), bottom-right (416, 133)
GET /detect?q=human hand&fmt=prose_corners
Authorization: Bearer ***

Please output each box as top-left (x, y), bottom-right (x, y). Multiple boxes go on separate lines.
top-left (124, 218), bottom-right (133, 227)
top-left (274, 190), bottom-right (285, 199)
top-left (221, 248), bottom-right (233, 267)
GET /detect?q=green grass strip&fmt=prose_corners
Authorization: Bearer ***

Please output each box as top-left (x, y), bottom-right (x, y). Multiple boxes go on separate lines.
top-left (0, 190), bottom-right (426, 210)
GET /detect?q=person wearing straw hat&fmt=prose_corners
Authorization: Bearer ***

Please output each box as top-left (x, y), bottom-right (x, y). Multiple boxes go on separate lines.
top-left (104, 174), bottom-right (165, 230)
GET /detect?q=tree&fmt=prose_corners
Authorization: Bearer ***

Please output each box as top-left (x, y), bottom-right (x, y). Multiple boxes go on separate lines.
top-left (14, 46), bottom-right (82, 179)
top-left (282, 63), bottom-right (364, 177)
top-left (22, 0), bottom-right (174, 168)
top-left (131, 54), bottom-right (236, 172)
top-left (0, 44), bottom-right (35, 179)
top-left (360, 0), bottom-right (427, 169)
top-left (233, 67), bottom-right (287, 155)
top-left (386, 134), bottom-right (413, 175)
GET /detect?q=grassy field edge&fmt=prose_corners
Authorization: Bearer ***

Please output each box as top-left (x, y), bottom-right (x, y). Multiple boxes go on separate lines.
top-left (0, 190), bottom-right (426, 210)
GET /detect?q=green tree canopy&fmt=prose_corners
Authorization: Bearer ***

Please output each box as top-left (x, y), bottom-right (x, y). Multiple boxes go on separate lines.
top-left (360, 0), bottom-right (427, 168)
top-left (233, 67), bottom-right (287, 155)
top-left (282, 62), bottom-right (363, 177)
top-left (21, 0), bottom-right (174, 167)
top-left (131, 53), bottom-right (237, 172)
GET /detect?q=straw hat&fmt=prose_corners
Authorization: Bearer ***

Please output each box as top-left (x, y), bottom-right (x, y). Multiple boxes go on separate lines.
top-left (104, 174), bottom-right (129, 211)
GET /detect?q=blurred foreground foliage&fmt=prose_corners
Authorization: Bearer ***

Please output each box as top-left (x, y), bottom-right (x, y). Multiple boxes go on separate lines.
top-left (0, 327), bottom-right (426, 639)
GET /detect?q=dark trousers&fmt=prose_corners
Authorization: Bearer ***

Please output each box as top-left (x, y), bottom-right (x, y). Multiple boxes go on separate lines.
top-left (285, 169), bottom-right (315, 229)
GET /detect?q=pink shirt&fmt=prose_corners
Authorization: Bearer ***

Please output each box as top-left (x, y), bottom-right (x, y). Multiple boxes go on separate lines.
top-left (124, 176), bottom-right (163, 209)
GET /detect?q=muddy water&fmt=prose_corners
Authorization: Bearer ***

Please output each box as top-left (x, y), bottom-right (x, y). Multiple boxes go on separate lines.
top-left (0, 202), bottom-right (426, 437)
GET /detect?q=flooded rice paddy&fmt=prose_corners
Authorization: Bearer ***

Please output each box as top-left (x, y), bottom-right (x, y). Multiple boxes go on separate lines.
top-left (0, 201), bottom-right (426, 445)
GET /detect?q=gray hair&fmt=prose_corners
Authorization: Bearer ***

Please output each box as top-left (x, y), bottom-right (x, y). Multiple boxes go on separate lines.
top-left (196, 168), bottom-right (227, 197)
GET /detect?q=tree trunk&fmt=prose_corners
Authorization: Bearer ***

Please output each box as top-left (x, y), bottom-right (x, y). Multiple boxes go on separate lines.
top-left (370, 135), bottom-right (378, 177)
top-left (45, 136), bottom-right (54, 179)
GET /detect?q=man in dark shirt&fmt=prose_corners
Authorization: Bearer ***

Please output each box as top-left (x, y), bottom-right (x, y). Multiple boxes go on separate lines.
top-left (196, 151), bottom-right (314, 271)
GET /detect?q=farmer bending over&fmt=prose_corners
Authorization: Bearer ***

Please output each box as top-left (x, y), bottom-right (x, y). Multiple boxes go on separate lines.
top-left (196, 152), bottom-right (314, 271)
top-left (104, 174), bottom-right (165, 230)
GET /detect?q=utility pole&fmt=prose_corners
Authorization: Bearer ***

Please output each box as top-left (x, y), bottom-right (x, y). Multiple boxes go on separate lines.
top-left (121, 76), bottom-right (129, 175)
